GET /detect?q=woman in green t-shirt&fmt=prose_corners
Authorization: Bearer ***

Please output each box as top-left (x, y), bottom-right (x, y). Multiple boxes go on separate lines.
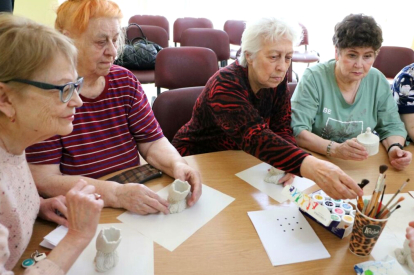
top-left (291, 14), bottom-right (411, 171)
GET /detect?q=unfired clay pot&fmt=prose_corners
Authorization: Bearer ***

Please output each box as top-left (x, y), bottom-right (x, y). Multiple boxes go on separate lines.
top-left (168, 179), bottom-right (191, 214)
top-left (95, 227), bottom-right (122, 272)
top-left (357, 127), bottom-right (379, 156)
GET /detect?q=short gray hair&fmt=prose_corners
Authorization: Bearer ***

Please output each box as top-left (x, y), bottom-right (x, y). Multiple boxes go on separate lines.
top-left (238, 17), bottom-right (302, 67)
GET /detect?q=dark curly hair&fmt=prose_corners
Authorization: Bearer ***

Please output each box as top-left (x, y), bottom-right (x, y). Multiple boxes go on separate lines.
top-left (332, 14), bottom-right (383, 51)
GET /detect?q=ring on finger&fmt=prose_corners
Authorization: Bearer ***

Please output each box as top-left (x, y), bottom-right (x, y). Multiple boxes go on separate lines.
top-left (94, 193), bottom-right (101, 200)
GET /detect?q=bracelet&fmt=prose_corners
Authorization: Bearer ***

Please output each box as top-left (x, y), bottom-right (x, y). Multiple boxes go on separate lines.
top-left (387, 143), bottom-right (403, 153)
top-left (326, 141), bottom-right (334, 157)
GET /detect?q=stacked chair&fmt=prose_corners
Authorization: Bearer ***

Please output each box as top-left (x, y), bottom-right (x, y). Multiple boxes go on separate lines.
top-left (181, 28), bottom-right (230, 67)
top-left (173, 17), bottom-right (213, 47)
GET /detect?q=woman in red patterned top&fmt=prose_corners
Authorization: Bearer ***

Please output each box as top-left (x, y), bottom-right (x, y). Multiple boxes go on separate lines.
top-left (173, 17), bottom-right (362, 200)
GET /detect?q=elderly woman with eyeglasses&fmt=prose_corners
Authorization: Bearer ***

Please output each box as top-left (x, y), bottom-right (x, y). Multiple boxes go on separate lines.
top-left (0, 14), bottom-right (103, 274)
top-left (25, 0), bottom-right (202, 215)
top-left (172, 17), bottom-right (363, 200)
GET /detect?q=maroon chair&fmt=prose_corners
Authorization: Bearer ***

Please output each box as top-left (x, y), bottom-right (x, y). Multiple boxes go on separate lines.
top-left (128, 15), bottom-right (170, 40)
top-left (291, 23), bottom-right (320, 82)
top-left (181, 28), bottom-right (230, 67)
top-left (154, 47), bottom-right (218, 96)
top-left (223, 20), bottom-right (245, 60)
top-left (373, 46), bottom-right (414, 80)
top-left (173, 17), bottom-right (213, 46)
top-left (287, 82), bottom-right (297, 98)
top-left (124, 25), bottom-right (169, 84)
top-left (152, 86), bottom-right (204, 141)
top-left (126, 25), bottom-right (169, 48)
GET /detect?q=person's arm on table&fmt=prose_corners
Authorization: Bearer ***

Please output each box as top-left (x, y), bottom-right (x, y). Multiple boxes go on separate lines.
top-left (29, 163), bottom-right (170, 215)
top-left (376, 77), bottom-right (411, 170)
top-left (0, 181), bottom-right (102, 275)
top-left (381, 136), bottom-right (411, 170)
top-left (291, 68), bottom-right (368, 161)
top-left (40, 180), bottom-right (103, 273)
top-left (210, 79), bottom-right (362, 199)
top-left (138, 137), bottom-right (202, 207)
top-left (296, 130), bottom-right (368, 160)
top-left (300, 155), bottom-right (362, 199)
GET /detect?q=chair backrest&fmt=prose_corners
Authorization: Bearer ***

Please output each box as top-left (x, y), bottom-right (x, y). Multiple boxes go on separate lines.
top-left (173, 17), bottom-right (213, 44)
top-left (181, 28), bottom-right (230, 61)
top-left (298, 23), bottom-right (309, 46)
top-left (373, 46), bottom-right (414, 79)
top-left (223, 20), bottom-right (245, 46)
top-left (152, 86), bottom-right (204, 141)
top-left (126, 25), bottom-right (169, 48)
top-left (129, 15), bottom-right (170, 39)
top-left (287, 82), bottom-right (297, 98)
top-left (155, 47), bottom-right (218, 90)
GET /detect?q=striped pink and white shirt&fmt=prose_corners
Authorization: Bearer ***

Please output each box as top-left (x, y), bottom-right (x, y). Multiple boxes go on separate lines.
top-left (25, 65), bottom-right (164, 179)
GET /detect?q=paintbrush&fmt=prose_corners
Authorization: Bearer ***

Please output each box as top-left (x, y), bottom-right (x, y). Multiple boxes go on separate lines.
top-left (357, 179), bottom-right (370, 211)
top-left (387, 205), bottom-right (402, 218)
top-left (365, 165), bottom-right (388, 216)
top-left (367, 206), bottom-right (375, 217)
top-left (378, 196), bottom-right (405, 219)
top-left (377, 178), bottom-right (409, 218)
top-left (372, 175), bottom-right (386, 217)
top-left (374, 184), bottom-right (386, 218)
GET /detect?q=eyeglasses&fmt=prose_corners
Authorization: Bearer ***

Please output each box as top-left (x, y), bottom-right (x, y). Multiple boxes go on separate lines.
top-left (7, 77), bottom-right (84, 103)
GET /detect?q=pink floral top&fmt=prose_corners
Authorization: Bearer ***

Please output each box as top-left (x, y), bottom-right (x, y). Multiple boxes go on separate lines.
top-left (0, 147), bottom-right (63, 274)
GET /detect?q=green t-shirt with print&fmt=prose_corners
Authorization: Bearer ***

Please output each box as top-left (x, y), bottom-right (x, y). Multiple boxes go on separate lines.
top-left (291, 59), bottom-right (406, 143)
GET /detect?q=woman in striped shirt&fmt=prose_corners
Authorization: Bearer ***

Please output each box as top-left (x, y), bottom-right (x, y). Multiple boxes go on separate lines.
top-left (26, 0), bottom-right (202, 215)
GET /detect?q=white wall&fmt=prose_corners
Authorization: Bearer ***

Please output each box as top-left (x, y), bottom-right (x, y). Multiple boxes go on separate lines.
top-left (112, 0), bottom-right (414, 61)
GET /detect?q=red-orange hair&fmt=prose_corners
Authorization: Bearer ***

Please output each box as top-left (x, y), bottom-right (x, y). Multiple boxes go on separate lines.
top-left (55, 0), bottom-right (123, 36)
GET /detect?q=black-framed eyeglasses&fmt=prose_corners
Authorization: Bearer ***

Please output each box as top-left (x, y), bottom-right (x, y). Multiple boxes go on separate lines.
top-left (6, 77), bottom-right (84, 103)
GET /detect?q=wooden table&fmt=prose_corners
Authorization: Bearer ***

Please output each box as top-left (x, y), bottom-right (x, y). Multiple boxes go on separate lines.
top-left (13, 145), bottom-right (414, 275)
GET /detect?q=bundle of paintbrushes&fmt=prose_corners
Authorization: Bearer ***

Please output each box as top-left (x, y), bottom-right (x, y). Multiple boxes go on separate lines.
top-left (357, 164), bottom-right (408, 219)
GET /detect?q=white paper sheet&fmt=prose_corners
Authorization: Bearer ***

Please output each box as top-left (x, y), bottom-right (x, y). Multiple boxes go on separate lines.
top-left (248, 207), bottom-right (330, 266)
top-left (117, 184), bottom-right (235, 251)
top-left (43, 225), bottom-right (68, 246)
top-left (67, 223), bottom-right (154, 275)
top-left (236, 162), bottom-right (315, 203)
top-left (39, 239), bottom-right (55, 249)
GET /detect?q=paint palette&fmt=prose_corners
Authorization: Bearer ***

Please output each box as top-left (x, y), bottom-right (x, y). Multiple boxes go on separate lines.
top-left (282, 185), bottom-right (355, 239)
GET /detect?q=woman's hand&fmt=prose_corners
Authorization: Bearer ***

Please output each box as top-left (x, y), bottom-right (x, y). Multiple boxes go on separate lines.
top-left (279, 173), bottom-right (295, 186)
top-left (38, 196), bottom-right (68, 227)
top-left (406, 221), bottom-right (414, 261)
top-left (65, 179), bottom-right (104, 243)
top-left (388, 147), bottom-right (412, 170)
top-left (331, 138), bottom-right (369, 161)
top-left (172, 162), bottom-right (202, 207)
top-left (300, 156), bottom-right (362, 199)
top-left (115, 183), bottom-right (170, 215)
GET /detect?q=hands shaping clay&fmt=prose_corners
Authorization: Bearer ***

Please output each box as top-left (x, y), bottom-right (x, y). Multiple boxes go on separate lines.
top-left (168, 179), bottom-right (191, 214)
top-left (264, 167), bottom-right (285, 184)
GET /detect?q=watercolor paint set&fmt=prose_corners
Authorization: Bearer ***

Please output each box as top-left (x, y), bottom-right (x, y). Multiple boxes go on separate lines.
top-left (282, 185), bottom-right (355, 239)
